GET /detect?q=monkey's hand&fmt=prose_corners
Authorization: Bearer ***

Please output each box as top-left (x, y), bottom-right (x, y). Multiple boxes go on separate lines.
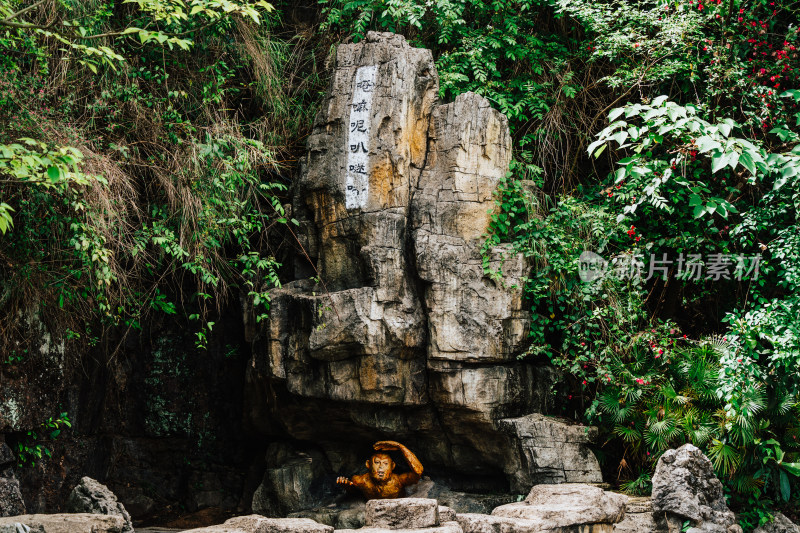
top-left (337, 476), bottom-right (356, 487)
top-left (374, 440), bottom-right (403, 451)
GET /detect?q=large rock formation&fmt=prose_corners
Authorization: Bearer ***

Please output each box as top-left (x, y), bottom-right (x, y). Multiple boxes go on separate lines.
top-left (247, 30), bottom-right (599, 496)
top-left (652, 444), bottom-right (739, 533)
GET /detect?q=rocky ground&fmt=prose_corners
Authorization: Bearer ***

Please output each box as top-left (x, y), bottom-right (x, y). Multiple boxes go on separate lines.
top-left (2, 444), bottom-right (798, 533)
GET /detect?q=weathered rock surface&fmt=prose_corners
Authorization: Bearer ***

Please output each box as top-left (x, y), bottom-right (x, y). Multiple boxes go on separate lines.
top-left (754, 513), bottom-right (800, 533)
top-left (613, 496), bottom-right (656, 533)
top-left (0, 444), bottom-right (24, 518)
top-left (0, 513), bottom-right (124, 533)
top-left (335, 522), bottom-right (463, 533)
top-left (365, 498), bottom-right (438, 530)
top-left (438, 508), bottom-right (456, 523)
top-left (247, 29), bottom-right (600, 494)
top-left (491, 484), bottom-right (626, 531)
top-left (67, 477), bottom-right (133, 533)
top-left (182, 515), bottom-right (334, 533)
top-left (407, 480), bottom-right (515, 515)
top-left (457, 512), bottom-right (616, 533)
top-left (0, 524), bottom-right (44, 533)
top-left (251, 444), bottom-right (332, 517)
top-left (652, 444), bottom-right (737, 533)
top-left (497, 414), bottom-right (602, 489)
top-left (0, 478), bottom-right (25, 519)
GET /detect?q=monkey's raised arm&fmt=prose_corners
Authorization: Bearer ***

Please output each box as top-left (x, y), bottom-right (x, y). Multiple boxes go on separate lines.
top-left (374, 441), bottom-right (423, 475)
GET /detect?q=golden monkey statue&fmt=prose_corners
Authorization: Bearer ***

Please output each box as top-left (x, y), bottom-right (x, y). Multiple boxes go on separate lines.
top-left (336, 441), bottom-right (423, 499)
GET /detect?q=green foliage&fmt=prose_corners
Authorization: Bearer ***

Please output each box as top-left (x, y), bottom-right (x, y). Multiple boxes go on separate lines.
top-left (15, 412), bottom-right (71, 467)
top-left (0, 1), bottom-right (324, 351)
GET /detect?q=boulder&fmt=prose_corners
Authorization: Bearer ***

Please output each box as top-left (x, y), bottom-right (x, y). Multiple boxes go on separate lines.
top-left (226, 515), bottom-right (333, 533)
top-left (67, 477), bottom-right (133, 533)
top-left (456, 513), bottom-right (541, 533)
top-left (491, 484), bottom-right (626, 530)
top-left (754, 514), bottom-right (800, 533)
top-left (252, 444), bottom-right (331, 517)
top-left (0, 513), bottom-right (124, 533)
top-left (182, 515), bottom-right (334, 533)
top-left (652, 444), bottom-right (737, 533)
top-left (365, 498), bottom-right (439, 530)
top-left (497, 414), bottom-right (602, 488)
top-left (0, 444), bottom-right (24, 518)
top-left (0, 479), bottom-right (25, 518)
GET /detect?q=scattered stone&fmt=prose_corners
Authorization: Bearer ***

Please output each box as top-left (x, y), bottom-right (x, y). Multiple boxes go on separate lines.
top-left (754, 513), bottom-right (800, 533)
top-left (652, 444), bottom-right (738, 533)
top-left (491, 484), bottom-right (626, 530)
top-left (67, 477), bottom-right (133, 533)
top-left (366, 498), bottom-right (439, 530)
top-left (0, 513), bottom-right (124, 533)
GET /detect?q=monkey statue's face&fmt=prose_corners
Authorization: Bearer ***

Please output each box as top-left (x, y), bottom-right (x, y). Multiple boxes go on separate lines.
top-left (367, 453), bottom-right (394, 483)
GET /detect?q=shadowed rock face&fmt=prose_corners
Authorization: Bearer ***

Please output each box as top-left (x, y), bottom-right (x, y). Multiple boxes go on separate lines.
top-left (247, 31), bottom-right (601, 492)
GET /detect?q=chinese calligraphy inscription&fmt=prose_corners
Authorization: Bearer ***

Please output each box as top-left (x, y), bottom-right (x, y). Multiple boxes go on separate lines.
top-left (345, 65), bottom-right (377, 209)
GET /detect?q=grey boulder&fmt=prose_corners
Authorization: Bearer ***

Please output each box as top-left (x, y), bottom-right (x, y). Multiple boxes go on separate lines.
top-left (67, 477), bottom-right (133, 533)
top-left (754, 513), bottom-right (800, 533)
top-left (0, 514), bottom-right (124, 533)
top-left (491, 484), bottom-right (627, 530)
top-left (652, 444), bottom-right (737, 533)
top-left (183, 515), bottom-right (334, 533)
top-left (366, 498), bottom-right (439, 530)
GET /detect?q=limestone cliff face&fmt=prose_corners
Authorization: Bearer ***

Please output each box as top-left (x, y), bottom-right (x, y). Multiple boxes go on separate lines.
top-left (249, 32), bottom-right (601, 491)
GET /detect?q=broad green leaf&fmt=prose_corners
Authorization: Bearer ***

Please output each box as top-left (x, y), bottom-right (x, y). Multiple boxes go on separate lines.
top-left (739, 152), bottom-right (756, 175)
top-left (780, 470), bottom-right (791, 501)
top-left (608, 107), bottom-right (625, 122)
top-left (711, 152), bottom-right (728, 173)
top-left (47, 166), bottom-right (62, 183)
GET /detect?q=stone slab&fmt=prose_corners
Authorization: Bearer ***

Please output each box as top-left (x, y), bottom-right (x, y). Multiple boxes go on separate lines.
top-left (366, 499), bottom-right (439, 530)
top-left (0, 514), bottom-right (124, 533)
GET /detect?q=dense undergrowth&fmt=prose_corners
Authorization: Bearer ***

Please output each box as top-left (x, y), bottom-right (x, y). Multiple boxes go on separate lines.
top-left (3, 0), bottom-right (800, 529)
top-left (321, 0), bottom-right (800, 528)
top-left (0, 0), bottom-right (327, 353)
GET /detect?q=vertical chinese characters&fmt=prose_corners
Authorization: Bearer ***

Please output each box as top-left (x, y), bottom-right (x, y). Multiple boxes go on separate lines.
top-left (345, 65), bottom-right (377, 209)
